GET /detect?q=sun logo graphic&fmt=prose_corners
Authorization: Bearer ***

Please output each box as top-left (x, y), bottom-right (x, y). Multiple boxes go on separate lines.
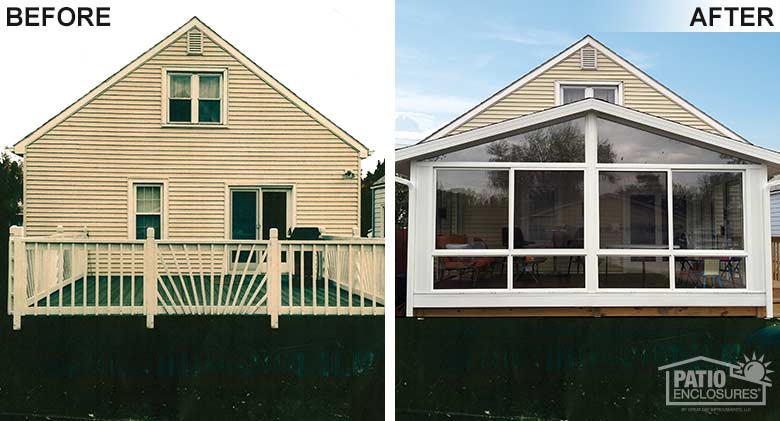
top-left (658, 353), bottom-right (773, 406)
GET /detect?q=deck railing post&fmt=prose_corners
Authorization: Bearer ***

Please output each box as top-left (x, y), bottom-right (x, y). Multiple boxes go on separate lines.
top-left (143, 227), bottom-right (157, 328)
top-left (268, 228), bottom-right (280, 329)
top-left (10, 226), bottom-right (25, 330)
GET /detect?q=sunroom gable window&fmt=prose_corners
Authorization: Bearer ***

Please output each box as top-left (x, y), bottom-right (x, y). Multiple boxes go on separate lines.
top-left (597, 118), bottom-right (754, 164)
top-left (423, 118), bottom-right (586, 163)
top-left (167, 71), bottom-right (223, 124)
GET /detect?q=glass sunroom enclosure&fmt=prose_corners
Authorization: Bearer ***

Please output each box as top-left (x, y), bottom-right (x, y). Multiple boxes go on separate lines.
top-left (398, 100), bottom-right (780, 315)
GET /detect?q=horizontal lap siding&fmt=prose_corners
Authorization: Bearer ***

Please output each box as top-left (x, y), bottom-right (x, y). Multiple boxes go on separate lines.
top-left (25, 34), bottom-right (360, 239)
top-left (451, 50), bottom-right (718, 136)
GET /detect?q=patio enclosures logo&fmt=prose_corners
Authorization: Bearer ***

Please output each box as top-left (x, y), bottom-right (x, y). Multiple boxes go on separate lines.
top-left (658, 354), bottom-right (773, 406)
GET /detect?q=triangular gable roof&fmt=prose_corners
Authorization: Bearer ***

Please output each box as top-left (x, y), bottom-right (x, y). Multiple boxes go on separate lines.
top-left (14, 17), bottom-right (369, 158)
top-left (424, 35), bottom-right (745, 144)
top-left (396, 98), bottom-right (780, 171)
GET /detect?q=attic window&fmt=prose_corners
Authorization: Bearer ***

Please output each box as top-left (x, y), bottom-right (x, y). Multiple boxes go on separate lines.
top-left (558, 83), bottom-right (620, 105)
top-left (166, 71), bottom-right (225, 125)
top-left (187, 29), bottom-right (203, 55)
top-left (580, 47), bottom-right (597, 70)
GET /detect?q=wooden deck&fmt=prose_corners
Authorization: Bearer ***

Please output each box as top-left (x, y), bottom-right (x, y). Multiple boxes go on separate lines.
top-left (35, 275), bottom-right (379, 309)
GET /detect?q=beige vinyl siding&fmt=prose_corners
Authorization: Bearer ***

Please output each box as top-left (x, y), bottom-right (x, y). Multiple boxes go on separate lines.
top-left (24, 33), bottom-right (360, 239)
top-left (451, 50), bottom-right (719, 135)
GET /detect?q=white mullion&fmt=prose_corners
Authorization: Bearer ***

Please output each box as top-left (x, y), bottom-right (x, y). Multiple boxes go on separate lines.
top-left (422, 162), bottom-right (587, 169)
top-left (508, 169), bottom-right (514, 289)
top-left (191, 74), bottom-right (200, 123)
top-left (584, 113), bottom-right (598, 292)
top-left (667, 170), bottom-right (675, 289)
top-left (432, 249), bottom-right (510, 257)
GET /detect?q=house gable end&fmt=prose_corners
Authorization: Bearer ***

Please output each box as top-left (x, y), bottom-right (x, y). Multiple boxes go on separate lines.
top-left (15, 17), bottom-right (368, 158)
top-left (426, 36), bottom-right (743, 143)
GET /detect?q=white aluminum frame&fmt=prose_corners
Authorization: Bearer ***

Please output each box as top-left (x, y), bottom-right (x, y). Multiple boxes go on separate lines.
top-left (405, 110), bottom-right (772, 314)
top-left (554, 80), bottom-right (624, 106)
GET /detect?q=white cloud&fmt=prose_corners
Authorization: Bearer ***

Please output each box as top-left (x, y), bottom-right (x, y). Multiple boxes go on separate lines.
top-left (396, 89), bottom-right (475, 116)
top-left (395, 90), bottom-right (477, 147)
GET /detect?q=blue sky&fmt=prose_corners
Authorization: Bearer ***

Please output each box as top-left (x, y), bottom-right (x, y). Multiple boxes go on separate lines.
top-left (396, 0), bottom-right (780, 150)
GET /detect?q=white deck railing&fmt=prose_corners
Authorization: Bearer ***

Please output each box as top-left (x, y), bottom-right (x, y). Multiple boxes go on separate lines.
top-left (8, 226), bottom-right (384, 330)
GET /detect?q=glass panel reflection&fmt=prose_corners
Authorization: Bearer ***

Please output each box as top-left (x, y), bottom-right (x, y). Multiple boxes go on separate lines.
top-left (424, 118), bottom-right (585, 162)
top-left (597, 118), bottom-right (754, 164)
top-left (513, 171), bottom-right (583, 248)
top-left (673, 172), bottom-right (743, 250)
top-left (512, 256), bottom-right (585, 288)
top-left (434, 256), bottom-right (507, 289)
top-left (599, 171), bottom-right (668, 249)
top-left (598, 256), bottom-right (669, 288)
top-left (436, 170), bottom-right (508, 249)
top-left (675, 256), bottom-right (745, 289)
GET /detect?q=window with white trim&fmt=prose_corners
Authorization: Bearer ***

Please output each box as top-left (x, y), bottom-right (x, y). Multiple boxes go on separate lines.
top-left (559, 83), bottom-right (618, 105)
top-left (167, 72), bottom-right (223, 124)
top-left (135, 184), bottom-right (162, 239)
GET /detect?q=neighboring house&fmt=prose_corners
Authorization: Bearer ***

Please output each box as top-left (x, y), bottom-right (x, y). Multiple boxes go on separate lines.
top-left (8, 17), bottom-right (384, 329)
top-left (371, 176), bottom-right (385, 238)
top-left (771, 187), bottom-right (780, 237)
top-left (397, 35), bottom-right (780, 318)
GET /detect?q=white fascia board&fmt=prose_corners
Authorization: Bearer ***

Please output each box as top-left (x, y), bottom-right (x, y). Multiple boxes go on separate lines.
top-left (397, 99), bottom-right (780, 166)
top-left (425, 35), bottom-right (744, 142)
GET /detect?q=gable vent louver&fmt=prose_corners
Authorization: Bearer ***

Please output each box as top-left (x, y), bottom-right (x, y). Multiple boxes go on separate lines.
top-left (580, 46), bottom-right (597, 70)
top-left (187, 29), bottom-right (203, 55)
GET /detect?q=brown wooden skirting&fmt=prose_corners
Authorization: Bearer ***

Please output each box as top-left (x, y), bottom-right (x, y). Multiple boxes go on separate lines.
top-left (414, 307), bottom-right (766, 318)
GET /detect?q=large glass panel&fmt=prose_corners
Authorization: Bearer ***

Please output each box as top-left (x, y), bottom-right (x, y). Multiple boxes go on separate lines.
top-left (597, 118), bottom-right (754, 164)
top-left (512, 255), bottom-right (585, 288)
top-left (423, 118), bottom-right (585, 162)
top-left (598, 256), bottom-right (669, 288)
top-left (675, 256), bottom-right (745, 289)
top-left (599, 171), bottom-right (668, 249)
top-left (434, 256), bottom-right (507, 289)
top-left (436, 170), bottom-right (508, 249)
top-left (513, 171), bottom-right (583, 248)
top-left (673, 172), bottom-right (743, 250)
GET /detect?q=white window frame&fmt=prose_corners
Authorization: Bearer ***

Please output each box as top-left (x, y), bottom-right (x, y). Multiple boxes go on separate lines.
top-left (555, 81), bottom-right (623, 106)
top-left (128, 180), bottom-right (169, 240)
top-left (162, 67), bottom-right (228, 127)
top-left (407, 112), bottom-right (769, 311)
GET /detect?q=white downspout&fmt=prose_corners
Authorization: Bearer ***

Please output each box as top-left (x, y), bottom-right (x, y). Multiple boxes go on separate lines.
top-left (396, 176), bottom-right (414, 317)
